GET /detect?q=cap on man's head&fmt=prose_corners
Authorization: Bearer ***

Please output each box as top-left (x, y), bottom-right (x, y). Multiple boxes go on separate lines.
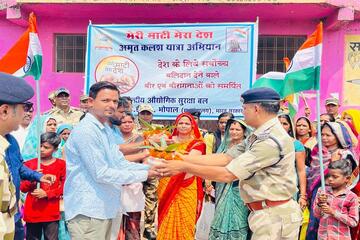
top-left (188, 109), bottom-right (201, 118)
top-left (138, 104), bottom-right (154, 114)
top-left (48, 91), bottom-right (56, 101)
top-left (55, 87), bottom-right (70, 97)
top-left (0, 72), bottom-right (34, 104)
top-left (325, 97), bottom-right (339, 106)
top-left (241, 87), bottom-right (280, 104)
top-left (80, 94), bottom-right (89, 101)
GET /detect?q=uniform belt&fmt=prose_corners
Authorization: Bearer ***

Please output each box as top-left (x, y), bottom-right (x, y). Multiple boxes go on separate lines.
top-left (246, 199), bottom-right (290, 211)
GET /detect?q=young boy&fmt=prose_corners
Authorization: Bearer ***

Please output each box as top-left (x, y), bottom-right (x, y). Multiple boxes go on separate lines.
top-left (20, 132), bottom-right (66, 240)
top-left (314, 158), bottom-right (359, 240)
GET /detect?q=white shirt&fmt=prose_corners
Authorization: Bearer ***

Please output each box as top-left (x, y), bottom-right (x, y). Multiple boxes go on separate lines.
top-left (11, 125), bottom-right (30, 151)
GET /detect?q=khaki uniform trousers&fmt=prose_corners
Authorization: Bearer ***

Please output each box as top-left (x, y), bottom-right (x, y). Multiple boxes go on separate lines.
top-left (67, 214), bottom-right (112, 240)
top-left (248, 199), bottom-right (302, 240)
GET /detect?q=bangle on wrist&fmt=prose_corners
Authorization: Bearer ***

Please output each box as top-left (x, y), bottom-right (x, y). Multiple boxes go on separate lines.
top-left (299, 194), bottom-right (307, 200)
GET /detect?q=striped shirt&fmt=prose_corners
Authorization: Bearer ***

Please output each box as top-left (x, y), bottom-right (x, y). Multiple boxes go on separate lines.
top-left (314, 187), bottom-right (359, 240)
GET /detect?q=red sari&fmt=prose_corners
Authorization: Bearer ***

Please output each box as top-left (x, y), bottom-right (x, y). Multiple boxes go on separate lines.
top-left (157, 113), bottom-right (206, 240)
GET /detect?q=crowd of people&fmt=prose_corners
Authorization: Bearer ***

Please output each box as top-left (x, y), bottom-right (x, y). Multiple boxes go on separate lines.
top-left (1, 71), bottom-right (360, 240)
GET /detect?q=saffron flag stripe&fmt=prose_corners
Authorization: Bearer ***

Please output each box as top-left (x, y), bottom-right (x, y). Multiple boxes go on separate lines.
top-left (0, 12), bottom-right (42, 80)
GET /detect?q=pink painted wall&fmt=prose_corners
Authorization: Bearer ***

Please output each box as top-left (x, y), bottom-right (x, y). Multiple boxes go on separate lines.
top-left (298, 20), bottom-right (360, 120)
top-left (0, 4), bottom-right (359, 117)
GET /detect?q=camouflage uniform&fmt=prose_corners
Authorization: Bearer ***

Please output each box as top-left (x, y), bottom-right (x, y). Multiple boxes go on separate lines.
top-left (47, 107), bottom-right (84, 126)
top-left (0, 136), bottom-right (17, 240)
top-left (226, 117), bottom-right (302, 239)
top-left (142, 177), bottom-right (158, 235)
top-left (135, 121), bottom-right (163, 237)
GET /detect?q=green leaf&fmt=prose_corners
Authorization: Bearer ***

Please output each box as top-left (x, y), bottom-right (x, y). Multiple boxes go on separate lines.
top-left (137, 146), bottom-right (155, 149)
top-left (148, 139), bottom-right (160, 149)
top-left (160, 136), bottom-right (167, 149)
top-left (165, 143), bottom-right (181, 152)
top-left (139, 118), bottom-right (154, 131)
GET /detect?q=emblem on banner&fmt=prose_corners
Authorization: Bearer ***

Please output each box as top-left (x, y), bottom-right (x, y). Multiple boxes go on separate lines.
top-left (95, 56), bottom-right (139, 94)
top-left (226, 27), bottom-right (249, 53)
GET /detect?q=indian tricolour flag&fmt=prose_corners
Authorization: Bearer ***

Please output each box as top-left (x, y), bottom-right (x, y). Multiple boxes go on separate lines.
top-left (0, 12), bottom-right (42, 80)
top-left (253, 71), bottom-right (299, 117)
top-left (281, 22), bottom-right (323, 97)
top-left (252, 71), bottom-right (286, 96)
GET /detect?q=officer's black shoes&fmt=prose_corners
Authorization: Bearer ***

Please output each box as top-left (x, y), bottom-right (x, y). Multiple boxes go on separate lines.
top-left (143, 229), bottom-right (157, 240)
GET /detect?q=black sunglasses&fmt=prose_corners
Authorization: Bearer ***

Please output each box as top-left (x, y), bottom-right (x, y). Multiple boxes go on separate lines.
top-left (23, 102), bottom-right (34, 112)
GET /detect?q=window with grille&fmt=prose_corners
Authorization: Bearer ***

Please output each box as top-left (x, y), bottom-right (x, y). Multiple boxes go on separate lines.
top-left (55, 34), bottom-right (86, 73)
top-left (257, 35), bottom-right (307, 75)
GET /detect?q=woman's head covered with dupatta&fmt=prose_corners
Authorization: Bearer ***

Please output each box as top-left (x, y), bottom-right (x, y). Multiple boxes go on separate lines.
top-left (322, 122), bottom-right (354, 150)
top-left (171, 112), bottom-right (202, 139)
top-left (217, 119), bottom-right (251, 153)
top-left (22, 114), bottom-right (58, 160)
top-left (308, 121), bottom-right (359, 193)
top-left (342, 109), bottom-right (360, 134)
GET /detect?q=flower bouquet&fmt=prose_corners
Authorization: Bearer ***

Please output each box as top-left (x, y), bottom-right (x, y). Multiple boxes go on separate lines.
top-left (139, 118), bottom-right (172, 140)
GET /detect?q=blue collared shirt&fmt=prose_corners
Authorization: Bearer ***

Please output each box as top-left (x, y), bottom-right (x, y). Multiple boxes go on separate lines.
top-left (5, 134), bottom-right (42, 222)
top-left (110, 125), bottom-right (124, 145)
top-left (64, 113), bottom-right (149, 221)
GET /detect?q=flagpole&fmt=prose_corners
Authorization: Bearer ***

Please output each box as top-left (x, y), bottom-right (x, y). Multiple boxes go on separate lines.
top-left (315, 90), bottom-right (325, 191)
top-left (36, 79), bottom-right (41, 188)
top-left (315, 22), bottom-right (325, 191)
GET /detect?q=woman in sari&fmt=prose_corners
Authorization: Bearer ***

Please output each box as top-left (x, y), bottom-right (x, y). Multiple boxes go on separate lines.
top-left (54, 124), bottom-right (73, 159)
top-left (341, 110), bottom-right (360, 239)
top-left (157, 112), bottom-right (206, 240)
top-left (306, 121), bottom-right (358, 240)
top-left (208, 119), bottom-right (251, 240)
top-left (295, 116), bottom-right (317, 150)
top-left (22, 115), bottom-right (58, 160)
top-left (278, 114), bottom-right (307, 208)
top-left (279, 114), bottom-right (308, 239)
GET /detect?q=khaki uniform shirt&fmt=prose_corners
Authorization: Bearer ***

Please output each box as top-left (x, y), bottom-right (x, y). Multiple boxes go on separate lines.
top-left (0, 136), bottom-right (16, 240)
top-left (48, 107), bottom-right (84, 126)
top-left (225, 117), bottom-right (297, 203)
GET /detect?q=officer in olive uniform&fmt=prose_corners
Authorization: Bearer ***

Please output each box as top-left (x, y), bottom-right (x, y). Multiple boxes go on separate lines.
top-left (47, 87), bottom-right (84, 126)
top-left (0, 72), bottom-right (35, 239)
top-left (156, 87), bottom-right (302, 240)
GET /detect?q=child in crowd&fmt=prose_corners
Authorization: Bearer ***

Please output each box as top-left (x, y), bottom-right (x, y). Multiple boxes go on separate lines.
top-left (21, 132), bottom-right (66, 240)
top-left (313, 158), bottom-right (359, 240)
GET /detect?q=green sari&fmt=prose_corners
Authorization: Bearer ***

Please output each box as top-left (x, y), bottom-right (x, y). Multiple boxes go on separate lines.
top-left (209, 181), bottom-right (249, 240)
top-left (208, 119), bottom-right (250, 240)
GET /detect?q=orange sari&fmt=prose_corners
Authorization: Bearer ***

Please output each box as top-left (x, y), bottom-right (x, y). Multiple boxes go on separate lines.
top-left (157, 113), bottom-right (206, 240)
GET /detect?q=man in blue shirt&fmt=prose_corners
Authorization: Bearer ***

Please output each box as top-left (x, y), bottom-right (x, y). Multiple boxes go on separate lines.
top-left (64, 81), bottom-right (159, 240)
top-left (5, 132), bottom-right (56, 240)
top-left (0, 73), bottom-right (56, 240)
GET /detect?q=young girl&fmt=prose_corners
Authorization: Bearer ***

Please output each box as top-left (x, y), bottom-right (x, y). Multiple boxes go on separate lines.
top-left (313, 158), bottom-right (359, 240)
top-left (21, 132), bottom-right (66, 240)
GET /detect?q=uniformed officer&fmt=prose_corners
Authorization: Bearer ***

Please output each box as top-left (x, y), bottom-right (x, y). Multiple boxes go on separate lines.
top-left (135, 103), bottom-right (161, 240)
top-left (79, 94), bottom-right (90, 112)
top-left (156, 87), bottom-right (302, 239)
top-left (0, 72), bottom-right (35, 240)
top-left (47, 87), bottom-right (84, 126)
